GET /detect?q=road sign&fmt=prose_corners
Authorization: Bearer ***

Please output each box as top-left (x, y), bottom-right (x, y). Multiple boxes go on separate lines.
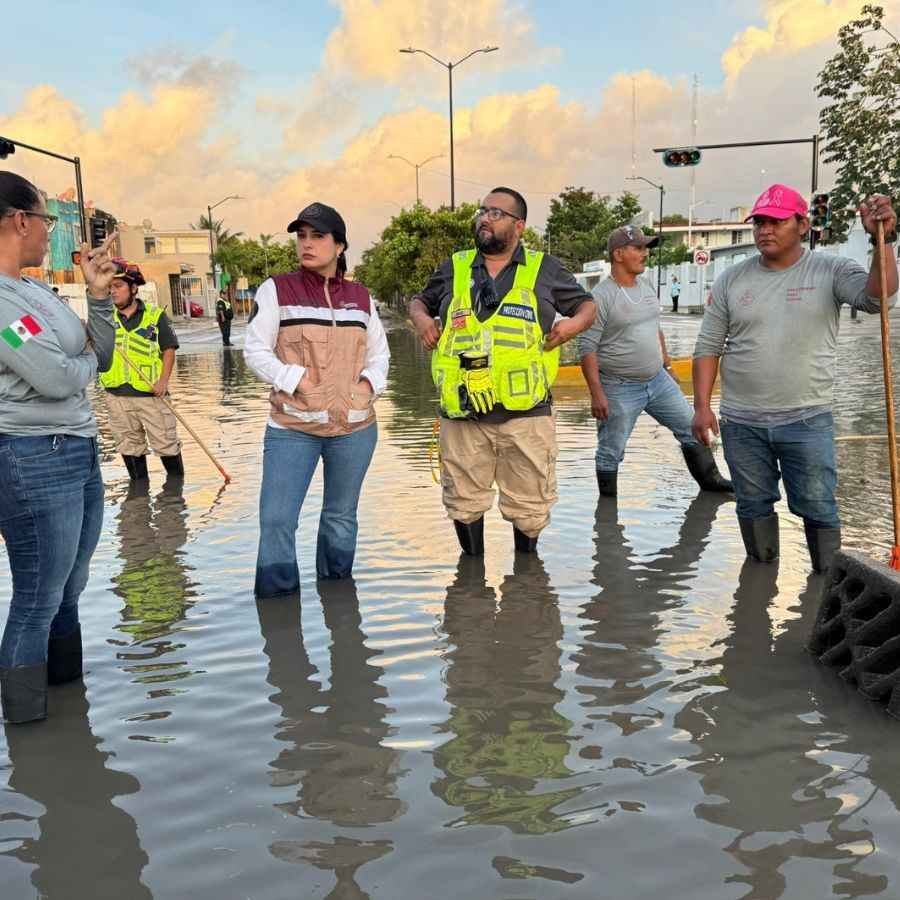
top-left (693, 248), bottom-right (711, 267)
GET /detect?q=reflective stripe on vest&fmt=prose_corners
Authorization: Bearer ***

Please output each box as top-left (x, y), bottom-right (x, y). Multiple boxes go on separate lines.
top-left (99, 304), bottom-right (165, 391)
top-left (431, 249), bottom-right (559, 418)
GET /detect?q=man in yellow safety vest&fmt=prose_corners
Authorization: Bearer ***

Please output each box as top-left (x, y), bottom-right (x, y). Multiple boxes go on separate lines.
top-left (409, 187), bottom-right (595, 556)
top-left (100, 260), bottom-right (183, 480)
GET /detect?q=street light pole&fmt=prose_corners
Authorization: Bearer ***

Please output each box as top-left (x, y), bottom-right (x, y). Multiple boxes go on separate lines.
top-left (387, 154), bottom-right (445, 205)
top-left (687, 199), bottom-right (712, 250)
top-left (399, 46), bottom-right (499, 210)
top-left (627, 175), bottom-right (665, 298)
top-left (0, 135), bottom-right (88, 243)
top-left (206, 195), bottom-right (242, 296)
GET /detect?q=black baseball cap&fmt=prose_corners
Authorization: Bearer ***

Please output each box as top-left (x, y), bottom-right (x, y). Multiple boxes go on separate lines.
top-left (287, 203), bottom-right (347, 249)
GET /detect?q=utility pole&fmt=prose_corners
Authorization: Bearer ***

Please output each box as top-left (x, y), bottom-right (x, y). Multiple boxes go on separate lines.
top-left (627, 176), bottom-right (665, 298)
top-left (387, 154), bottom-right (445, 205)
top-left (399, 46), bottom-right (499, 209)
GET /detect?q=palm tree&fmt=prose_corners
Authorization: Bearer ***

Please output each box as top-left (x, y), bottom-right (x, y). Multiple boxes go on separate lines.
top-left (194, 214), bottom-right (243, 245)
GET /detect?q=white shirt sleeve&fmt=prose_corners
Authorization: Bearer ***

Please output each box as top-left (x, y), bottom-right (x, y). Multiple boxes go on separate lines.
top-left (359, 303), bottom-right (390, 396)
top-left (243, 279), bottom-right (305, 395)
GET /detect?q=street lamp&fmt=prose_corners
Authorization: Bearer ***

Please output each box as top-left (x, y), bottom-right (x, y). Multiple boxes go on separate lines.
top-left (626, 175), bottom-right (665, 298)
top-left (0, 134), bottom-right (87, 245)
top-left (687, 199), bottom-right (712, 249)
top-left (399, 45), bottom-right (499, 210)
top-left (206, 195), bottom-right (242, 297)
top-left (388, 153), bottom-right (445, 205)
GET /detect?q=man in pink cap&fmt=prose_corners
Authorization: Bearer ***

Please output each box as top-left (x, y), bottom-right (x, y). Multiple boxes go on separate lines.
top-left (692, 186), bottom-right (897, 573)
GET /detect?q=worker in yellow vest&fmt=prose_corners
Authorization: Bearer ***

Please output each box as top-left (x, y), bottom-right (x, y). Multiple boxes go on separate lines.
top-left (409, 187), bottom-right (595, 555)
top-left (100, 260), bottom-right (183, 480)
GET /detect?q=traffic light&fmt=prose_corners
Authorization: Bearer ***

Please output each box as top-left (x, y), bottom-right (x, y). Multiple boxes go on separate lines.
top-left (89, 217), bottom-right (107, 248)
top-left (663, 147), bottom-right (702, 167)
top-left (810, 193), bottom-right (830, 232)
top-left (0, 138), bottom-right (15, 160)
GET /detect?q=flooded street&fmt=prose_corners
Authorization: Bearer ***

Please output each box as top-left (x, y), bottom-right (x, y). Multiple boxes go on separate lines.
top-left (2, 310), bottom-right (900, 899)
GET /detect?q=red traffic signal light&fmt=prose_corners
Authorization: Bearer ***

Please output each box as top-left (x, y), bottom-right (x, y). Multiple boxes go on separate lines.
top-left (663, 147), bottom-right (702, 167)
top-left (810, 192), bottom-right (830, 231)
top-left (0, 138), bottom-right (15, 160)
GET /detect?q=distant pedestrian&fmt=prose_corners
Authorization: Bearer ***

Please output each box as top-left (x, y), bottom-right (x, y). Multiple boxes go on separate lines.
top-left (670, 275), bottom-right (681, 313)
top-left (0, 170), bottom-right (116, 723)
top-left (216, 290), bottom-right (233, 346)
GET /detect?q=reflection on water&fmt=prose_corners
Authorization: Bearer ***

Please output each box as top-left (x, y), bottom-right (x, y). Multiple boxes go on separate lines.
top-left (432, 554), bottom-right (578, 836)
top-left (1, 683), bottom-right (151, 898)
top-left (2, 313), bottom-right (900, 898)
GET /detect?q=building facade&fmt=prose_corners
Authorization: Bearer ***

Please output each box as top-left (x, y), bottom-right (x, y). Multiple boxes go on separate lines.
top-left (118, 223), bottom-right (215, 317)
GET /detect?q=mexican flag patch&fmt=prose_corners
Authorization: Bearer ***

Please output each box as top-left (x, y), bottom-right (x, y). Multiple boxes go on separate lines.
top-left (1, 315), bottom-right (42, 349)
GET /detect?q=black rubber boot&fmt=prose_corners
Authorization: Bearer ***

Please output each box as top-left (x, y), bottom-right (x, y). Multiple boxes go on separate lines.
top-left (453, 518), bottom-right (484, 556)
top-left (161, 453), bottom-right (185, 477)
top-left (596, 470), bottom-right (618, 497)
top-left (804, 522), bottom-right (841, 574)
top-left (1, 664), bottom-right (48, 724)
top-left (681, 444), bottom-right (733, 493)
top-left (513, 526), bottom-right (539, 554)
top-left (738, 514), bottom-right (780, 563)
top-left (47, 626), bottom-right (83, 685)
top-left (122, 454), bottom-right (149, 481)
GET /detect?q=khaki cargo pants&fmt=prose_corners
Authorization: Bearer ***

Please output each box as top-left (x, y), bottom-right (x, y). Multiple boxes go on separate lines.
top-left (105, 394), bottom-right (182, 457)
top-left (439, 414), bottom-right (558, 538)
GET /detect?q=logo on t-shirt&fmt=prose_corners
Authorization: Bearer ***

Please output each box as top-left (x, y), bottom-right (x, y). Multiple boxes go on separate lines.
top-left (738, 290), bottom-right (754, 307)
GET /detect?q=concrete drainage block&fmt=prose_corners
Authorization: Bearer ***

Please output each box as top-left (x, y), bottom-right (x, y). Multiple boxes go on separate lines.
top-left (809, 549), bottom-right (900, 718)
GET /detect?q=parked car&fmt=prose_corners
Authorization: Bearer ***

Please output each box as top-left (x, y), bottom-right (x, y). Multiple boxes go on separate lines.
top-left (189, 301), bottom-right (204, 318)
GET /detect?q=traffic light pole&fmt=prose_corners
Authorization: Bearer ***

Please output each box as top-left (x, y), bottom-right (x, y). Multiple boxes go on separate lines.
top-left (0, 135), bottom-right (87, 243)
top-left (654, 135), bottom-right (819, 248)
top-left (627, 175), bottom-right (665, 298)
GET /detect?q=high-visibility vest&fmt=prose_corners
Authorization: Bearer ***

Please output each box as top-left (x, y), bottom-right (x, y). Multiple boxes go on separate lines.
top-left (100, 303), bottom-right (164, 391)
top-left (431, 249), bottom-right (559, 418)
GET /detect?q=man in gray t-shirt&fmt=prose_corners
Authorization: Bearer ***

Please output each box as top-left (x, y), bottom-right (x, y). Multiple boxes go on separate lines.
top-left (692, 184), bottom-right (898, 572)
top-left (578, 226), bottom-right (731, 498)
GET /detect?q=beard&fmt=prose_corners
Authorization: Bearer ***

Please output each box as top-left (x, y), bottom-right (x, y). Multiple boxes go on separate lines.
top-left (474, 225), bottom-right (510, 254)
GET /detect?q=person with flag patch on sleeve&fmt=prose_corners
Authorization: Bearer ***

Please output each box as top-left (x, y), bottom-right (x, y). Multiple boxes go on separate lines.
top-left (100, 259), bottom-right (184, 481)
top-left (0, 170), bottom-right (117, 723)
top-left (409, 187), bottom-right (595, 556)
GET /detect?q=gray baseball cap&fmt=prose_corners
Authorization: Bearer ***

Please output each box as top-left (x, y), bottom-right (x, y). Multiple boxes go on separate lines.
top-left (607, 225), bottom-right (659, 253)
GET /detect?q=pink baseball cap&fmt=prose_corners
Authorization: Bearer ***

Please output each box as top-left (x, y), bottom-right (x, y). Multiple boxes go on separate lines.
top-left (745, 184), bottom-right (808, 221)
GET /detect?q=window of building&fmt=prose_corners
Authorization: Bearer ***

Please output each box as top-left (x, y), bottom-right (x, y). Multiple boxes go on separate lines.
top-left (144, 237), bottom-right (157, 255)
top-left (180, 276), bottom-right (204, 297)
top-left (731, 230), bottom-right (742, 245)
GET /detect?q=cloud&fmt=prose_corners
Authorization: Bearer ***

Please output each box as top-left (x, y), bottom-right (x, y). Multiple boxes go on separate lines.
top-left (127, 48), bottom-right (245, 93)
top-left (279, 0), bottom-right (558, 155)
top-left (4, 0), bottom-right (894, 268)
top-left (720, 0), bottom-right (897, 82)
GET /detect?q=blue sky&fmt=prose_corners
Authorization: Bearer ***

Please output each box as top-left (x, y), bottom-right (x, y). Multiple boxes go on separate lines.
top-left (0, 0), bottom-right (880, 245)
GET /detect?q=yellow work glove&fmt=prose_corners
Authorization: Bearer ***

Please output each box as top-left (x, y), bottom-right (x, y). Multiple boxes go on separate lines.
top-left (460, 351), bottom-right (496, 414)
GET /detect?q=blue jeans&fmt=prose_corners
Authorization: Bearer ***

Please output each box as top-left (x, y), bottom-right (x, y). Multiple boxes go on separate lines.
top-left (720, 413), bottom-right (839, 527)
top-left (255, 423), bottom-right (377, 597)
top-left (0, 434), bottom-right (104, 669)
top-left (595, 368), bottom-right (697, 471)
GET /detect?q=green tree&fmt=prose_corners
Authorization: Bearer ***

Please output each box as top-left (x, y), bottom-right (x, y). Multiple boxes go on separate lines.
top-left (661, 213), bottom-right (689, 225)
top-left (816, 4), bottom-right (899, 243)
top-left (214, 237), bottom-right (297, 288)
top-left (354, 204), bottom-right (478, 302)
top-left (544, 187), bottom-right (642, 270)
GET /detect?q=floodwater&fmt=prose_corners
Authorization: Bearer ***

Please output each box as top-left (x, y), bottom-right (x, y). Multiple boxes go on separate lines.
top-left (2, 310), bottom-right (900, 899)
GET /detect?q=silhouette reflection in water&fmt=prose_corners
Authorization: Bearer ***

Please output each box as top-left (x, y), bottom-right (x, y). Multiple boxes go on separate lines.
top-left (112, 479), bottom-right (195, 652)
top-left (1, 682), bottom-right (150, 898)
top-left (432, 553), bottom-right (578, 835)
top-left (576, 494), bottom-right (729, 736)
top-left (680, 563), bottom-right (891, 897)
top-left (257, 580), bottom-right (404, 899)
